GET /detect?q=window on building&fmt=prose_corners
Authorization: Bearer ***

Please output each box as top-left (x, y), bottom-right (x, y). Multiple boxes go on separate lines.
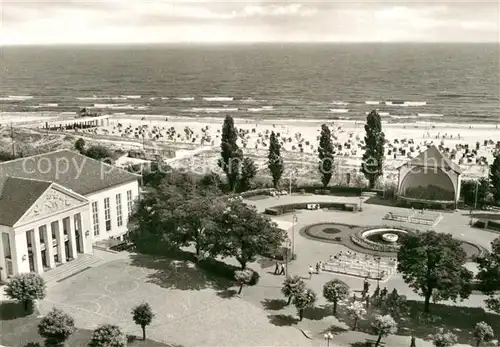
top-left (127, 190), bottom-right (133, 216)
top-left (92, 201), bottom-right (100, 236)
top-left (104, 197), bottom-right (111, 231)
top-left (116, 193), bottom-right (123, 227)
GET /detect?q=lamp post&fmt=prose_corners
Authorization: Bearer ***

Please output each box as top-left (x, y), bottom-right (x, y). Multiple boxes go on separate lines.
top-left (291, 212), bottom-right (297, 257)
top-left (376, 256), bottom-right (381, 289)
top-left (359, 195), bottom-right (363, 212)
top-left (285, 239), bottom-right (291, 276)
top-left (324, 332), bottom-right (333, 347)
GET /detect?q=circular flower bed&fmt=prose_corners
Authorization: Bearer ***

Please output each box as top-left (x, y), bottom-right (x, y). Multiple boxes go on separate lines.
top-left (323, 228), bottom-right (342, 234)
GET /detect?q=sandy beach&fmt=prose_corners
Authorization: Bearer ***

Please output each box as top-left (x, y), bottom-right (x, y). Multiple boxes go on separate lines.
top-left (3, 112), bottom-right (499, 183)
top-left (85, 114), bottom-right (499, 180)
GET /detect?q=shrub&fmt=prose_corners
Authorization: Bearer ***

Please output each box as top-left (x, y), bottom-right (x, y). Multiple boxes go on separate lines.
top-left (38, 308), bottom-right (76, 346)
top-left (5, 273), bottom-right (46, 312)
top-left (89, 324), bottom-right (127, 347)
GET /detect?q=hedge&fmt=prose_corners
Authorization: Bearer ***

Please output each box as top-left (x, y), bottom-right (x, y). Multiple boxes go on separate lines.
top-left (264, 202), bottom-right (358, 215)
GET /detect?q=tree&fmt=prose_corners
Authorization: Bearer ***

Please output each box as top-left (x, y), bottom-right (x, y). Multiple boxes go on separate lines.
top-left (361, 110), bottom-right (385, 189)
top-left (74, 138), bottom-right (85, 154)
top-left (88, 324), bottom-right (127, 347)
top-left (473, 321), bottom-right (494, 347)
top-left (0, 149), bottom-right (18, 162)
top-left (346, 301), bottom-right (366, 330)
top-left (129, 170), bottom-right (223, 257)
top-left (293, 288), bottom-right (316, 321)
top-left (37, 308), bottom-right (76, 346)
top-left (268, 131), bottom-right (284, 189)
top-left (318, 124), bottom-right (335, 188)
top-left (281, 275), bottom-right (306, 305)
top-left (209, 199), bottom-right (287, 269)
top-left (218, 115), bottom-right (242, 192)
top-left (172, 189), bottom-right (224, 257)
top-left (476, 237), bottom-right (500, 313)
top-left (380, 288), bottom-right (409, 321)
top-left (84, 145), bottom-right (114, 162)
top-left (461, 178), bottom-right (490, 208)
top-left (238, 157), bottom-right (257, 192)
top-left (234, 269), bottom-right (254, 294)
top-left (430, 329), bottom-right (457, 347)
top-left (5, 273), bottom-right (46, 311)
top-left (132, 303), bottom-right (154, 341)
top-left (323, 279), bottom-right (350, 315)
top-left (397, 231), bottom-right (473, 313)
top-left (490, 155), bottom-right (500, 204)
top-left (372, 314), bottom-right (398, 347)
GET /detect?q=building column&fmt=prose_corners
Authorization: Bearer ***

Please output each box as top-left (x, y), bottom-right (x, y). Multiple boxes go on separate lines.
top-left (0, 233), bottom-right (6, 281)
top-left (31, 229), bottom-right (44, 274)
top-left (8, 233), bottom-right (19, 276)
top-left (68, 216), bottom-right (78, 260)
top-left (44, 226), bottom-right (56, 269)
top-left (54, 221), bottom-right (66, 264)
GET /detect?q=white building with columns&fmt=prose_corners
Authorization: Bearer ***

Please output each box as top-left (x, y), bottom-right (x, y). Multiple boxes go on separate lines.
top-left (0, 149), bottom-right (140, 281)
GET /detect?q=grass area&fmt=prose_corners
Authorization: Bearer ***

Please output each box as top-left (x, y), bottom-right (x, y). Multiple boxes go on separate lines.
top-left (0, 301), bottom-right (176, 347)
top-left (323, 299), bottom-right (500, 346)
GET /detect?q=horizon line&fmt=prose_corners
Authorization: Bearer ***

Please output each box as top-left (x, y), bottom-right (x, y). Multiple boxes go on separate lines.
top-left (1, 41), bottom-right (497, 47)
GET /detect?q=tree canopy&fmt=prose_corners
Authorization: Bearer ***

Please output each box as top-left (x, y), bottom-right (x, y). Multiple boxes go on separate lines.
top-left (476, 237), bottom-right (500, 313)
top-left (218, 115), bottom-right (243, 191)
top-left (490, 155), bottom-right (500, 204)
top-left (282, 275), bottom-right (306, 305)
top-left (318, 124), bottom-right (335, 188)
top-left (268, 131), bottom-right (284, 189)
top-left (397, 231), bottom-right (473, 313)
top-left (323, 279), bottom-right (350, 315)
top-left (208, 199), bottom-right (287, 269)
top-left (361, 110), bottom-right (385, 189)
top-left (132, 303), bottom-right (154, 340)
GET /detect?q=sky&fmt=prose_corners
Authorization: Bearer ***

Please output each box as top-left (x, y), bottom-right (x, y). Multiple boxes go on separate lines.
top-left (0, 0), bottom-right (499, 44)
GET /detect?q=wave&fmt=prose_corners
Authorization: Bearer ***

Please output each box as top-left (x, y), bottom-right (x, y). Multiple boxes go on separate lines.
top-left (248, 108), bottom-right (264, 112)
top-left (330, 109), bottom-right (349, 113)
top-left (418, 113), bottom-right (443, 118)
top-left (77, 96), bottom-right (128, 101)
top-left (175, 97), bottom-right (195, 101)
top-left (203, 97), bottom-right (234, 102)
top-left (404, 101), bottom-right (427, 106)
top-left (93, 103), bottom-right (149, 110)
top-left (184, 107), bottom-right (239, 113)
top-left (390, 115), bottom-right (418, 119)
top-left (261, 106), bottom-right (274, 110)
top-left (437, 91), bottom-right (464, 98)
top-left (365, 101), bottom-right (381, 105)
top-left (0, 95), bottom-right (34, 101)
top-left (123, 95), bottom-right (141, 99)
top-left (39, 103), bottom-right (58, 107)
top-left (331, 101), bottom-right (349, 106)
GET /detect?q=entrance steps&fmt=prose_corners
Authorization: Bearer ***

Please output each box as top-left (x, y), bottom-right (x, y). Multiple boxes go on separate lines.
top-left (42, 253), bottom-right (103, 285)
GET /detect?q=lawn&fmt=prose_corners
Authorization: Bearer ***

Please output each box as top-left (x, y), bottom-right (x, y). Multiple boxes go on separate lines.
top-left (0, 301), bottom-right (176, 347)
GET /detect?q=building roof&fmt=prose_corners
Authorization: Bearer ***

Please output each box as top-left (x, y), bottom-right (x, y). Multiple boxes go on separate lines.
top-left (0, 149), bottom-right (140, 196)
top-left (398, 145), bottom-right (463, 174)
top-left (0, 177), bottom-right (52, 227)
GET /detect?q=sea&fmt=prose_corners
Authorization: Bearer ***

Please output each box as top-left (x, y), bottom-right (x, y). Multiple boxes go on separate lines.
top-left (0, 43), bottom-right (499, 124)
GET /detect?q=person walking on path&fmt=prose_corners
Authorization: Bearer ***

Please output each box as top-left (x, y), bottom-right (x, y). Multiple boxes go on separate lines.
top-left (308, 265), bottom-right (314, 279)
top-left (316, 262), bottom-right (321, 274)
top-left (279, 262), bottom-right (286, 275)
top-left (274, 261), bottom-right (280, 275)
